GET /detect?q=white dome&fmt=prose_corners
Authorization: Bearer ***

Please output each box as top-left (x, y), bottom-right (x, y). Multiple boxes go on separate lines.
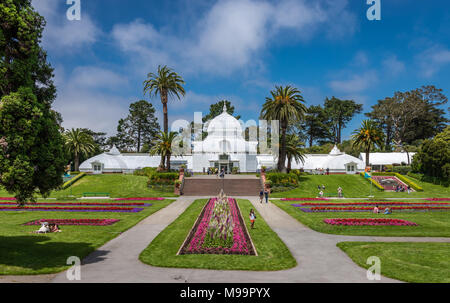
top-left (206, 104), bottom-right (242, 136)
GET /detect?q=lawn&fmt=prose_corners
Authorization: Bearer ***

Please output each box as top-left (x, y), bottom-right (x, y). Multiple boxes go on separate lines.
top-left (337, 242), bottom-right (450, 283)
top-left (272, 200), bottom-right (450, 237)
top-left (0, 199), bottom-right (174, 275)
top-left (270, 174), bottom-right (450, 198)
top-left (139, 199), bottom-right (296, 271)
top-left (0, 174), bottom-right (178, 199)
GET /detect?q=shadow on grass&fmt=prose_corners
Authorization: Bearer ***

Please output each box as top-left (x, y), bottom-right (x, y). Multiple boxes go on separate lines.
top-left (0, 235), bottom-right (95, 272)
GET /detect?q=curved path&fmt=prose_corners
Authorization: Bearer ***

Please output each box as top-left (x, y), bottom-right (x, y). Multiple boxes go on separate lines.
top-left (50, 196), bottom-right (449, 283)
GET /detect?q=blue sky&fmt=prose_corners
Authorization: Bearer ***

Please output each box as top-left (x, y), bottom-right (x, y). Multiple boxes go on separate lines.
top-left (32, 0), bottom-right (450, 141)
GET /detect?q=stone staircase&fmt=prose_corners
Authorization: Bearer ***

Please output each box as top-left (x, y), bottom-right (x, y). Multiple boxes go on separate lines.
top-left (182, 177), bottom-right (262, 196)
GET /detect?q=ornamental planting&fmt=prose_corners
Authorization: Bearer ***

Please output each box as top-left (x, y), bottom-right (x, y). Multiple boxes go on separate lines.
top-left (323, 218), bottom-right (418, 226)
top-left (24, 218), bottom-right (120, 226)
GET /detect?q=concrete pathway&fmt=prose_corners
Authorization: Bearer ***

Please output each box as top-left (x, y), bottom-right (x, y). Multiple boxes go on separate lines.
top-left (47, 196), bottom-right (449, 283)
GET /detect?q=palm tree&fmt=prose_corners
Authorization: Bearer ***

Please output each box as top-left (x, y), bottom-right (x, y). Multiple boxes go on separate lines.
top-left (143, 65), bottom-right (186, 136)
top-left (352, 120), bottom-right (385, 168)
top-left (64, 129), bottom-right (95, 171)
top-left (261, 85), bottom-right (307, 173)
top-left (286, 134), bottom-right (306, 173)
top-left (150, 131), bottom-right (178, 171)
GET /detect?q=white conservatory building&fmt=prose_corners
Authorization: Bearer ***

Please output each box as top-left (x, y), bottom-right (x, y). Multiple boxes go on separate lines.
top-left (80, 104), bottom-right (363, 174)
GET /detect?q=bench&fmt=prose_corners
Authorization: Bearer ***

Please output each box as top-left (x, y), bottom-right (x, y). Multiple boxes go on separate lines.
top-left (82, 192), bottom-right (110, 197)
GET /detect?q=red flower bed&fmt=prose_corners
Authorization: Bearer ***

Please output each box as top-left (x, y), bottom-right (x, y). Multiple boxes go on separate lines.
top-left (0, 197), bottom-right (16, 201)
top-left (307, 206), bottom-right (450, 212)
top-left (113, 197), bottom-right (165, 201)
top-left (425, 198), bottom-right (450, 201)
top-left (0, 206), bottom-right (143, 213)
top-left (24, 219), bottom-right (120, 226)
top-left (293, 202), bottom-right (450, 207)
top-left (0, 202), bottom-right (152, 207)
top-left (179, 197), bottom-right (256, 255)
top-left (281, 198), bottom-right (329, 201)
top-left (324, 218), bottom-right (417, 226)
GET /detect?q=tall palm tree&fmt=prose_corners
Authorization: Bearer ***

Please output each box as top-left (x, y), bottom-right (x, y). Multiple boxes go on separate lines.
top-left (143, 65), bottom-right (186, 136)
top-left (261, 85), bottom-right (307, 173)
top-left (64, 129), bottom-right (95, 171)
top-left (286, 134), bottom-right (306, 173)
top-left (150, 131), bottom-right (178, 171)
top-left (352, 120), bottom-right (385, 168)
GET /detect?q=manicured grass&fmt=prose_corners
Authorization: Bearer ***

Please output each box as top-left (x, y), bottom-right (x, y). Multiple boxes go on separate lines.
top-left (0, 174), bottom-right (178, 199)
top-left (270, 174), bottom-right (450, 198)
top-left (273, 200), bottom-right (450, 237)
top-left (139, 199), bottom-right (296, 271)
top-left (0, 199), bottom-right (174, 275)
top-left (337, 242), bottom-right (450, 283)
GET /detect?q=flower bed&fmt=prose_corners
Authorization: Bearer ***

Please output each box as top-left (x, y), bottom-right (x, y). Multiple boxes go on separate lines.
top-left (323, 218), bottom-right (418, 226)
top-left (295, 206), bottom-right (450, 213)
top-left (281, 198), bottom-right (329, 201)
top-left (425, 198), bottom-right (450, 201)
top-left (0, 202), bottom-right (152, 207)
top-left (0, 197), bottom-right (16, 201)
top-left (292, 202), bottom-right (450, 207)
top-left (24, 218), bottom-right (120, 226)
top-left (0, 206), bottom-right (143, 213)
top-left (113, 197), bottom-right (165, 201)
top-left (178, 197), bottom-right (256, 255)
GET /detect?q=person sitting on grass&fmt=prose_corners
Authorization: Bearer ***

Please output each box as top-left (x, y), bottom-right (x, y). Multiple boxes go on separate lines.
top-left (49, 223), bottom-right (62, 233)
top-left (318, 190), bottom-right (324, 198)
top-left (384, 207), bottom-right (392, 215)
top-left (33, 222), bottom-right (50, 234)
top-left (373, 205), bottom-right (380, 214)
top-left (249, 209), bottom-right (256, 229)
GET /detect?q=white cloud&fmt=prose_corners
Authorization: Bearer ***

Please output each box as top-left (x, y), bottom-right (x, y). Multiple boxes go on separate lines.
top-left (111, 0), bottom-right (357, 76)
top-left (69, 66), bottom-right (128, 90)
top-left (32, 0), bottom-right (100, 51)
top-left (416, 45), bottom-right (450, 77)
top-left (329, 71), bottom-right (378, 94)
top-left (382, 55), bottom-right (405, 76)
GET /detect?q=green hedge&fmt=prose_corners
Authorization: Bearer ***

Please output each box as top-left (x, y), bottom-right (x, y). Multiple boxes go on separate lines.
top-left (62, 172), bottom-right (86, 189)
top-left (266, 172), bottom-right (299, 186)
top-left (148, 172), bottom-right (179, 186)
top-left (393, 166), bottom-right (412, 175)
top-left (359, 172), bottom-right (384, 191)
top-left (134, 167), bottom-right (157, 177)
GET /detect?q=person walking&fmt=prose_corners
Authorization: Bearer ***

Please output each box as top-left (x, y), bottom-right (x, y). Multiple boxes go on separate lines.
top-left (220, 168), bottom-right (225, 179)
top-left (259, 189), bottom-right (264, 203)
top-left (264, 188), bottom-right (270, 204)
top-left (249, 209), bottom-right (256, 229)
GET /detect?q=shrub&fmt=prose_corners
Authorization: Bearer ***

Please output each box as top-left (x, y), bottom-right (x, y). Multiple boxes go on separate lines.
top-left (407, 172), bottom-right (423, 181)
top-left (232, 167), bottom-right (239, 174)
top-left (148, 172), bottom-right (179, 186)
top-left (266, 172), bottom-right (299, 186)
top-left (393, 166), bottom-right (412, 175)
top-left (384, 165), bottom-right (393, 172)
top-left (62, 173), bottom-right (86, 189)
top-left (134, 167), bottom-right (157, 177)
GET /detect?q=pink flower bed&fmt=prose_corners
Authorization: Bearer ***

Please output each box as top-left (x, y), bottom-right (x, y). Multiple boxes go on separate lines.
top-left (24, 218), bottom-right (120, 226)
top-left (425, 198), bottom-right (450, 201)
top-left (0, 197), bottom-right (16, 201)
top-left (306, 206), bottom-right (450, 212)
top-left (0, 206), bottom-right (143, 213)
top-left (0, 202), bottom-right (152, 207)
top-left (281, 198), bottom-right (329, 201)
top-left (179, 198), bottom-right (256, 255)
top-left (293, 202), bottom-right (450, 207)
top-left (113, 197), bottom-right (165, 201)
top-left (324, 218), bottom-right (417, 226)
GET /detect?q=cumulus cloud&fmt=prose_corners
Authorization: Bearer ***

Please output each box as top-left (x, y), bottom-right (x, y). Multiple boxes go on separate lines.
top-left (416, 45), bottom-right (450, 77)
top-left (111, 0), bottom-right (357, 76)
top-left (329, 71), bottom-right (378, 94)
top-left (382, 55), bottom-right (405, 76)
top-left (32, 0), bottom-right (100, 51)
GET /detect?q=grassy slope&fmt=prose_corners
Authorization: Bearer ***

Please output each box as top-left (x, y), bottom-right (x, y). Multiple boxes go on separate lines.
top-left (337, 242), bottom-right (450, 283)
top-left (139, 199), bottom-right (296, 271)
top-left (0, 199), bottom-right (174, 275)
top-left (270, 174), bottom-right (450, 198)
top-left (273, 200), bottom-right (450, 237)
top-left (0, 174), bottom-right (178, 199)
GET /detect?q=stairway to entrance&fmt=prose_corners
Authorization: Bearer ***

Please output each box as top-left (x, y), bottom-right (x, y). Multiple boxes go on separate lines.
top-left (182, 175), bottom-right (262, 196)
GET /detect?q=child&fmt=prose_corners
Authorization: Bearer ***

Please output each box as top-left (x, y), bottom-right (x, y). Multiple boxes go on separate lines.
top-left (259, 189), bottom-right (264, 203)
top-left (249, 209), bottom-right (256, 229)
top-left (373, 205), bottom-right (380, 214)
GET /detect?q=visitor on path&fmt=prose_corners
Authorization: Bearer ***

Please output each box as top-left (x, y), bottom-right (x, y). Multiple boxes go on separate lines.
top-left (264, 189), bottom-right (270, 204)
top-left (407, 185), bottom-right (411, 194)
top-left (259, 189), bottom-right (264, 203)
top-left (249, 209), bottom-right (256, 229)
top-left (373, 205), bottom-right (380, 214)
top-left (220, 168), bottom-right (225, 179)
top-left (337, 186), bottom-right (343, 198)
top-left (215, 168), bottom-right (219, 178)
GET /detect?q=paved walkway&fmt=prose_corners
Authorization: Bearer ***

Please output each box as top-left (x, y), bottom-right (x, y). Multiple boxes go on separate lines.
top-left (47, 196), bottom-right (449, 283)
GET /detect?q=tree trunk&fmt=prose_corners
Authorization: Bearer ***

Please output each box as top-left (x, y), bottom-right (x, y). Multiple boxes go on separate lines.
top-left (309, 135), bottom-right (313, 148)
top-left (337, 122), bottom-right (342, 144)
top-left (159, 154), bottom-right (166, 171)
top-left (365, 148), bottom-right (370, 169)
top-left (406, 149), bottom-right (410, 165)
top-left (162, 90), bottom-right (169, 134)
top-left (137, 129), bottom-right (141, 152)
top-left (287, 156), bottom-right (292, 173)
top-left (166, 153), bottom-right (171, 171)
top-left (278, 121), bottom-right (287, 173)
top-left (74, 152), bottom-right (80, 172)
